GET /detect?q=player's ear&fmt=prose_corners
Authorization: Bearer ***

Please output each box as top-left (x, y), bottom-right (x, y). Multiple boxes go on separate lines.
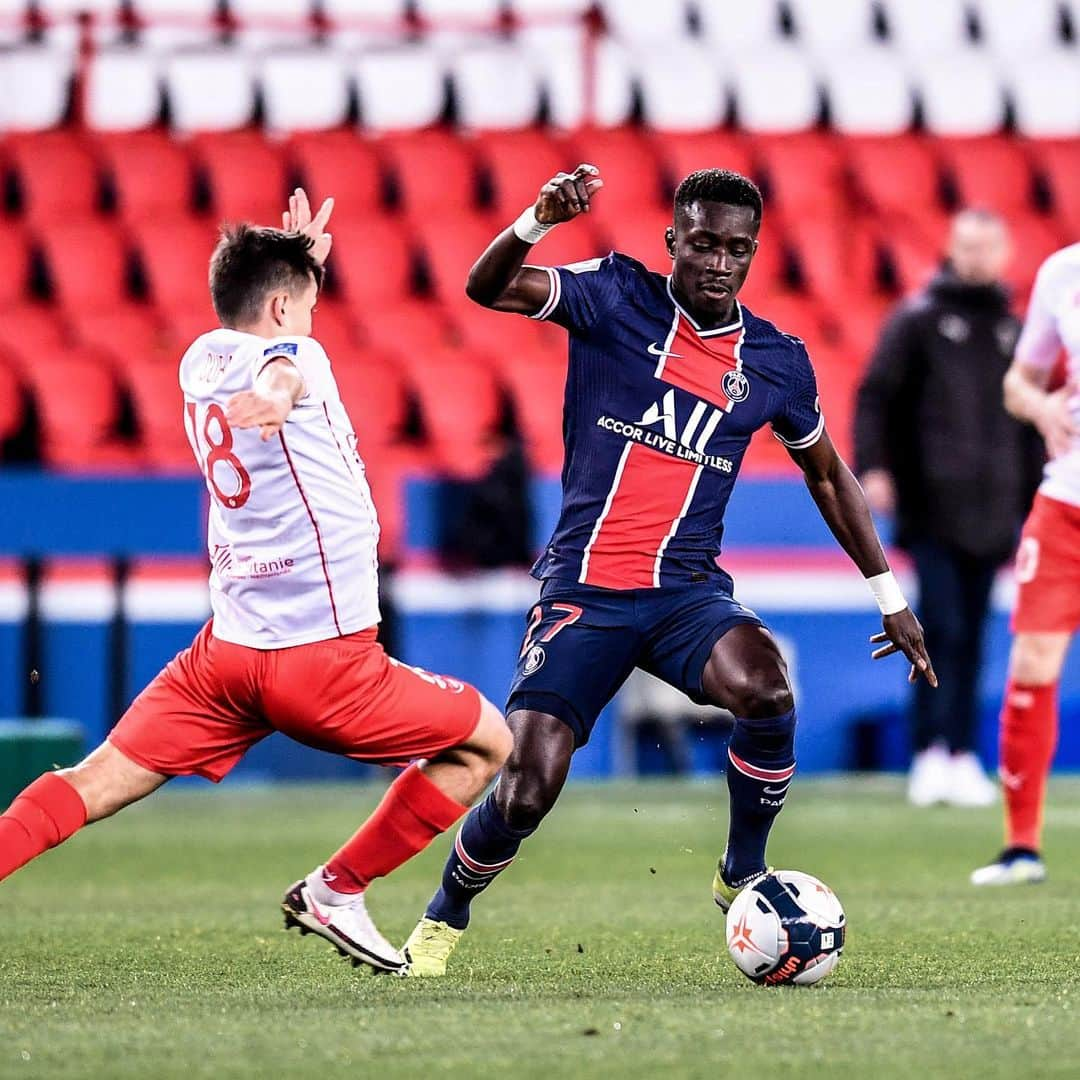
top-left (270, 292), bottom-right (288, 328)
top-left (665, 226), bottom-right (676, 259)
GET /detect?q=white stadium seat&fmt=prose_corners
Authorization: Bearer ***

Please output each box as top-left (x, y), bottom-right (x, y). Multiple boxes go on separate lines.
top-left (132, 0), bottom-right (224, 51)
top-left (1006, 48), bottom-right (1080, 138)
top-left (230, 0), bottom-right (313, 19)
top-left (86, 47), bottom-right (161, 131)
top-left (509, 0), bottom-right (591, 16)
top-left (883, 0), bottom-right (970, 58)
top-left (35, 0), bottom-right (119, 14)
top-left (977, 0), bottom-right (1064, 56)
top-left (822, 44), bottom-right (913, 135)
top-left (165, 48), bottom-right (256, 132)
top-left (413, 0), bottom-right (500, 18)
top-left (728, 44), bottom-right (820, 132)
top-left (913, 47), bottom-right (1006, 135)
top-left (450, 43), bottom-right (542, 129)
top-left (354, 45), bottom-right (447, 131)
top-left (0, 45), bottom-right (73, 131)
top-left (321, 0), bottom-right (406, 50)
top-left (696, 0), bottom-right (784, 53)
top-left (787, 0), bottom-right (877, 56)
top-left (260, 48), bottom-right (350, 133)
top-left (635, 40), bottom-right (726, 132)
top-left (599, 0), bottom-right (689, 43)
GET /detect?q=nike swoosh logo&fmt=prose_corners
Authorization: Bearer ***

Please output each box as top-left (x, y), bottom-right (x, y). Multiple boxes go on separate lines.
top-left (647, 342), bottom-right (683, 359)
top-left (762, 784), bottom-right (790, 795)
top-left (307, 895), bottom-right (333, 926)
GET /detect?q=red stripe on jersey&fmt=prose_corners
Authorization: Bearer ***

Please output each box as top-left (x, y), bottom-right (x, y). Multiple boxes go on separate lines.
top-left (582, 442), bottom-right (700, 589)
top-left (661, 316), bottom-right (741, 408)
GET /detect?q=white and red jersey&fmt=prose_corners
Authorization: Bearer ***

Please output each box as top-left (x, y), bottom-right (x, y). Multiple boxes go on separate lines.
top-left (1016, 243), bottom-right (1080, 508)
top-left (179, 329), bottom-right (380, 648)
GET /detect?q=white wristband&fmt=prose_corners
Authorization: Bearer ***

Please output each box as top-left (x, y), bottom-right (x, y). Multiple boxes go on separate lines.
top-left (866, 571), bottom-right (908, 616)
top-left (512, 206), bottom-right (555, 245)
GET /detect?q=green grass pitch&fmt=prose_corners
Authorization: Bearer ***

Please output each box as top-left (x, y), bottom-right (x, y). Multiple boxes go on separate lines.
top-left (2, 777), bottom-right (1079, 1079)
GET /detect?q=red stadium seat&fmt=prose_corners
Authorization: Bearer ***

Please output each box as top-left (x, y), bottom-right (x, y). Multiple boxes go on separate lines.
top-left (783, 216), bottom-right (877, 303)
top-left (328, 217), bottom-right (417, 307)
top-left (0, 226), bottom-right (32, 307)
top-left (70, 305), bottom-right (167, 367)
top-left (132, 217), bottom-right (220, 313)
top-left (419, 211), bottom-right (502, 302)
top-left (475, 130), bottom-right (572, 215)
top-left (600, 208), bottom-right (675, 274)
top-left (454, 302), bottom-right (563, 359)
top-left (880, 229), bottom-right (940, 295)
top-left (1031, 139), bottom-right (1080, 234)
top-left (936, 136), bottom-right (1037, 215)
top-left (36, 219), bottom-right (132, 309)
top-left (526, 218), bottom-right (608, 268)
top-left (4, 132), bottom-right (101, 223)
top-left (311, 300), bottom-right (361, 361)
top-left (357, 299), bottom-right (452, 358)
top-left (127, 362), bottom-right (198, 473)
top-left (846, 135), bottom-right (946, 242)
top-left (835, 292), bottom-right (896, 363)
top-left (1006, 213), bottom-right (1068, 304)
top-left (22, 349), bottom-right (140, 470)
top-left (377, 130), bottom-right (480, 213)
top-left (0, 304), bottom-right (70, 373)
top-left (194, 132), bottom-right (290, 225)
top-left (97, 131), bottom-right (195, 222)
top-left (738, 289), bottom-right (829, 356)
top-left (332, 350), bottom-right (410, 450)
top-left (499, 345), bottom-right (566, 474)
top-left (565, 128), bottom-right (666, 233)
top-left (289, 131), bottom-right (385, 221)
top-left (0, 360), bottom-right (26, 446)
top-left (652, 131), bottom-right (756, 192)
top-left (752, 132), bottom-right (845, 217)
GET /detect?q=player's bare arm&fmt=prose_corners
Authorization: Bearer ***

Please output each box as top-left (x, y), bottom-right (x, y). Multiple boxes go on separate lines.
top-left (226, 358), bottom-right (306, 441)
top-left (465, 163), bottom-right (604, 314)
top-left (1003, 358), bottom-right (1077, 459)
top-left (788, 429), bottom-right (938, 687)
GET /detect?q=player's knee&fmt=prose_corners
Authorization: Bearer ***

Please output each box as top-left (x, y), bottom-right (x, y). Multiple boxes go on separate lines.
top-left (497, 762), bottom-right (560, 833)
top-left (719, 669), bottom-right (793, 719)
top-left (1010, 635), bottom-right (1066, 686)
top-left (57, 742), bottom-right (164, 824)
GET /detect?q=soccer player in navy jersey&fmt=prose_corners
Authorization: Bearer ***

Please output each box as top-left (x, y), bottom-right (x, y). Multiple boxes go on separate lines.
top-left (404, 165), bottom-right (937, 974)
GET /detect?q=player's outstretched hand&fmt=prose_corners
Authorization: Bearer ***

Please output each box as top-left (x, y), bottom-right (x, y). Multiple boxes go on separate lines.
top-left (870, 611), bottom-right (938, 687)
top-left (282, 187), bottom-right (334, 266)
top-left (535, 164), bottom-right (604, 225)
top-left (226, 390), bottom-right (291, 442)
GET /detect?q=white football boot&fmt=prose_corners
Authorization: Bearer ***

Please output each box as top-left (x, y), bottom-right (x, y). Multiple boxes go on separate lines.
top-left (907, 744), bottom-right (950, 806)
top-left (970, 849), bottom-right (1046, 887)
top-left (282, 869), bottom-right (406, 973)
top-left (947, 752), bottom-right (997, 808)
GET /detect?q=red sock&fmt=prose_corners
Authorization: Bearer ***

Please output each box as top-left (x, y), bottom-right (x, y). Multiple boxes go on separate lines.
top-left (999, 679), bottom-right (1059, 852)
top-left (0, 773), bottom-right (87, 883)
top-left (323, 764), bottom-right (468, 893)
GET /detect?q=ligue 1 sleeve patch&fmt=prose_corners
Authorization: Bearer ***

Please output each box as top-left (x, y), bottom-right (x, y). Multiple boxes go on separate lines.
top-left (264, 341), bottom-right (299, 357)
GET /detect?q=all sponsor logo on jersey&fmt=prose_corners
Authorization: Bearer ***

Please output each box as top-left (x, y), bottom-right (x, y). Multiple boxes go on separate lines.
top-left (522, 645), bottom-right (546, 676)
top-left (213, 544), bottom-right (296, 580)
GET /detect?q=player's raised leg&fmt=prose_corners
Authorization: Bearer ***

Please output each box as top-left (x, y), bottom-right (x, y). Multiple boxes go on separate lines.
top-left (700, 624), bottom-right (797, 910)
top-left (0, 742), bottom-right (168, 882)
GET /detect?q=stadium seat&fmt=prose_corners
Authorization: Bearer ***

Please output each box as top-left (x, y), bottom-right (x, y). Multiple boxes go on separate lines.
top-left (787, 0), bottom-right (876, 55)
top-left (229, 0), bottom-right (315, 24)
top-left (936, 136), bottom-right (1037, 215)
top-left (418, 211), bottom-right (501, 300)
top-left (130, 0), bottom-right (224, 51)
top-left (1031, 140), bottom-right (1080, 234)
top-left (4, 131), bottom-right (102, 223)
top-left (599, 0), bottom-right (689, 42)
top-left (36, 219), bottom-right (133, 309)
top-left (635, 40), bottom-right (727, 132)
top-left (476, 129), bottom-right (572, 214)
top-left (499, 344), bottom-right (566, 473)
top-left (97, 131), bottom-right (196, 221)
top-left (728, 45), bottom-right (820, 133)
top-left (1005, 213), bottom-right (1068, 303)
top-left (0, 45), bottom-right (74, 132)
top-left (454, 301), bottom-right (562, 358)
top-left (132, 217), bottom-right (221, 312)
top-left (126, 361), bottom-right (198, 472)
top-left (976, 0), bottom-right (1064, 56)
top-left (883, 0), bottom-right (970, 58)
top-left (846, 134), bottom-right (946, 237)
top-left (696, 0), bottom-right (783, 53)
top-left (85, 47), bottom-right (161, 132)
top-left (354, 45), bottom-right (448, 132)
top-left (449, 43), bottom-right (543, 129)
top-left (738, 289), bottom-right (827, 353)
top-left (822, 46), bottom-right (914, 136)
top-left (194, 132), bottom-right (290, 224)
top-left (0, 226), bottom-right (31, 307)
top-left (22, 350), bottom-right (139, 471)
top-left (1006, 51), bottom-right (1080, 138)
top-left (356, 299), bottom-right (452, 358)
top-left (832, 291), bottom-right (895, 361)
top-left (331, 349), bottom-right (410, 450)
top-left (259, 48), bottom-right (351, 134)
top-left (600, 207), bottom-right (677, 274)
top-left (0, 360), bottom-right (25, 447)
top-left (753, 133), bottom-right (844, 217)
top-left (289, 131), bottom-right (385, 217)
top-left (527, 216), bottom-right (608, 268)
top-left (310, 299), bottom-right (362, 361)
top-left (0, 304), bottom-right (70, 372)
top-left (879, 229), bottom-right (939, 294)
top-left (70, 305), bottom-right (166, 367)
top-left (414, 0), bottom-right (500, 19)
top-left (378, 129), bottom-right (479, 213)
top-left (164, 48), bottom-right (257, 133)
top-left (914, 49), bottom-right (1006, 135)
top-left (783, 217), bottom-right (876, 304)
top-left (326, 218), bottom-right (417, 306)
top-left (652, 131), bottom-right (755, 193)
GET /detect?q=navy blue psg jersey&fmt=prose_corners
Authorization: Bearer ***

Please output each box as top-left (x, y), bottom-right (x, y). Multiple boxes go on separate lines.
top-left (527, 251), bottom-right (824, 590)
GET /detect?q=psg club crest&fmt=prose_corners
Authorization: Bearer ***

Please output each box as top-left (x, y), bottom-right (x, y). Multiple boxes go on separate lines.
top-left (722, 370), bottom-right (750, 403)
top-left (522, 645), bottom-right (546, 676)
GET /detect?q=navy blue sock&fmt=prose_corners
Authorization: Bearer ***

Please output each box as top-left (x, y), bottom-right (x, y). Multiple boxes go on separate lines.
top-left (425, 789), bottom-right (535, 930)
top-left (723, 708), bottom-right (796, 886)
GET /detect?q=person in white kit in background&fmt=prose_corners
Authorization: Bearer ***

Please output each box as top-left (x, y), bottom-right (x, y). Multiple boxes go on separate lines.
top-left (972, 242), bottom-right (1080, 886)
top-left (0, 190), bottom-right (512, 975)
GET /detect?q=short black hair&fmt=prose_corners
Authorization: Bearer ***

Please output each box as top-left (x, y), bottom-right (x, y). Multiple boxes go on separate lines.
top-left (674, 169), bottom-right (763, 228)
top-left (208, 224), bottom-right (324, 327)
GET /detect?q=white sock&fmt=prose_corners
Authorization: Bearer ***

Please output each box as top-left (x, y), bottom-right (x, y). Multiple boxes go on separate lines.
top-left (306, 865), bottom-right (363, 906)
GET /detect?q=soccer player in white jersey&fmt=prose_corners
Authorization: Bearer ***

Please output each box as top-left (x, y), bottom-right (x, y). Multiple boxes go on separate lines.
top-left (0, 190), bottom-right (512, 971)
top-left (972, 243), bottom-right (1080, 886)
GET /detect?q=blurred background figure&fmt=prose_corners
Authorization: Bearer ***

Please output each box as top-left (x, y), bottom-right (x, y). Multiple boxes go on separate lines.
top-left (855, 210), bottom-right (1042, 807)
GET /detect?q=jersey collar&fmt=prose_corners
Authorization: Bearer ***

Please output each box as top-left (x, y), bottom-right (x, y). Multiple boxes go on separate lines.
top-left (666, 276), bottom-right (743, 338)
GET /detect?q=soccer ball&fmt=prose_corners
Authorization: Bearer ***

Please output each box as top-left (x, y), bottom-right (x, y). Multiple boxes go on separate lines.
top-left (725, 870), bottom-right (845, 987)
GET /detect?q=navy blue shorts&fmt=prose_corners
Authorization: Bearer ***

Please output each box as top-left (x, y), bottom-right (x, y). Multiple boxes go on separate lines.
top-left (506, 574), bottom-right (763, 747)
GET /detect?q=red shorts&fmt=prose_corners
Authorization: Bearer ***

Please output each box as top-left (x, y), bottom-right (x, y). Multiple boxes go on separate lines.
top-left (109, 622), bottom-right (483, 782)
top-left (1012, 493), bottom-right (1080, 634)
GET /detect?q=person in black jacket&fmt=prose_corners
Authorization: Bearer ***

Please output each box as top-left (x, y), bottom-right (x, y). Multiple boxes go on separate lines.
top-left (855, 209), bottom-right (1041, 807)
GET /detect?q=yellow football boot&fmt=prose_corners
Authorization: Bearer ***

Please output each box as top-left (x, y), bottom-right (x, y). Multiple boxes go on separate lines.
top-left (403, 917), bottom-right (464, 977)
top-left (712, 859), bottom-right (770, 913)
